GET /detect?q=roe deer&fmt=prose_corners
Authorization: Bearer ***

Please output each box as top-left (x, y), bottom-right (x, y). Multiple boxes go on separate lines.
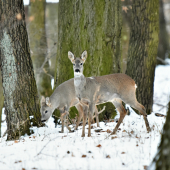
top-left (40, 78), bottom-right (104, 134)
top-left (68, 50), bottom-right (151, 137)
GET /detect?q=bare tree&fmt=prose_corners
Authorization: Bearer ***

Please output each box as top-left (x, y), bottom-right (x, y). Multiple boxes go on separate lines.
top-left (0, 0), bottom-right (42, 140)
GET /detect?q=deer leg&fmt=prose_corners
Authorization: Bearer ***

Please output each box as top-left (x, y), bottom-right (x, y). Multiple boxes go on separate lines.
top-left (131, 102), bottom-right (151, 132)
top-left (63, 111), bottom-right (71, 132)
top-left (88, 104), bottom-right (95, 137)
top-left (111, 99), bottom-right (127, 135)
top-left (82, 106), bottom-right (88, 137)
top-left (95, 106), bottom-right (100, 127)
top-left (60, 112), bottom-right (64, 133)
top-left (75, 104), bottom-right (83, 130)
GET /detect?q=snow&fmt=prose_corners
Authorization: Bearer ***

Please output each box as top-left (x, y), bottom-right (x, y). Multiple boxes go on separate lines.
top-left (1, 62), bottom-right (170, 170)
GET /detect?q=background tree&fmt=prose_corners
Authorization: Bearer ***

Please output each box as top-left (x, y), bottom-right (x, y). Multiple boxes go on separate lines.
top-left (0, 0), bottom-right (42, 140)
top-left (0, 71), bottom-right (4, 137)
top-left (28, 0), bottom-right (52, 96)
top-left (55, 0), bottom-right (122, 120)
top-left (157, 0), bottom-right (169, 64)
top-left (126, 0), bottom-right (159, 114)
top-left (151, 100), bottom-right (170, 169)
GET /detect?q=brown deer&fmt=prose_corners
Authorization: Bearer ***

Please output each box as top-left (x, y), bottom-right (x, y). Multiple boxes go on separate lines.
top-left (68, 50), bottom-right (151, 137)
top-left (40, 78), bottom-right (105, 134)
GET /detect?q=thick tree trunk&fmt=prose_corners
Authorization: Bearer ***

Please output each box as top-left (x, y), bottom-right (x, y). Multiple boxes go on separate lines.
top-left (55, 0), bottom-right (122, 86)
top-left (0, 71), bottom-right (4, 137)
top-left (151, 101), bottom-right (170, 169)
top-left (55, 0), bottom-right (122, 121)
top-left (126, 0), bottom-right (159, 114)
top-left (0, 0), bottom-right (42, 140)
top-left (28, 0), bottom-right (52, 96)
top-left (157, 0), bottom-right (169, 64)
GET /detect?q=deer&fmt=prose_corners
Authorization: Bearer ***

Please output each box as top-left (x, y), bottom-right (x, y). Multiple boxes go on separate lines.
top-left (40, 78), bottom-right (105, 134)
top-left (68, 50), bottom-right (151, 137)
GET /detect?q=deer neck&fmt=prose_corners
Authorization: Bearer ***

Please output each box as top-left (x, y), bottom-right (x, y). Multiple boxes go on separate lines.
top-left (74, 73), bottom-right (86, 87)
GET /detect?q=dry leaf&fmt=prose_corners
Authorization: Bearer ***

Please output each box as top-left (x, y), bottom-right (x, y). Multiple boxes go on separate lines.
top-left (29, 137), bottom-right (31, 138)
top-left (111, 136), bottom-right (117, 140)
top-left (106, 155), bottom-right (111, 158)
top-left (144, 165), bottom-right (148, 170)
top-left (72, 153), bottom-right (75, 157)
top-left (96, 144), bottom-right (102, 148)
top-left (122, 130), bottom-right (127, 133)
top-left (33, 136), bottom-right (36, 139)
top-left (82, 155), bottom-right (87, 158)
top-left (107, 129), bottom-right (112, 133)
top-left (22, 168), bottom-right (26, 170)
top-left (14, 140), bottom-right (19, 143)
top-left (121, 152), bottom-right (126, 154)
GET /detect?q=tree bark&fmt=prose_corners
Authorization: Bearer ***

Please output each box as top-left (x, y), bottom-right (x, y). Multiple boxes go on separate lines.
top-left (151, 101), bottom-right (170, 169)
top-left (55, 0), bottom-right (122, 86)
top-left (55, 0), bottom-right (122, 121)
top-left (0, 0), bottom-right (42, 140)
top-left (28, 0), bottom-right (52, 96)
top-left (126, 0), bottom-right (159, 114)
top-left (0, 70), bottom-right (4, 137)
top-left (157, 0), bottom-right (169, 64)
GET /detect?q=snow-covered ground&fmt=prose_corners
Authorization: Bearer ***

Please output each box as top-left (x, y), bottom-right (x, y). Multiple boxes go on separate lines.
top-left (0, 62), bottom-right (170, 170)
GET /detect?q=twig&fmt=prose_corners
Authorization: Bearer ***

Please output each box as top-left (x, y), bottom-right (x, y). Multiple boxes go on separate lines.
top-left (157, 57), bottom-right (170, 65)
top-left (35, 136), bottom-right (59, 157)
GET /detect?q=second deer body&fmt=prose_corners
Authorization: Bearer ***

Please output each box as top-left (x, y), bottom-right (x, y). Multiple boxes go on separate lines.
top-left (68, 51), bottom-right (151, 137)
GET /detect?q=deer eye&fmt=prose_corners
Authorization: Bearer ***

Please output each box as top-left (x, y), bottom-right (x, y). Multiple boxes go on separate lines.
top-left (73, 64), bottom-right (75, 66)
top-left (45, 110), bottom-right (48, 114)
top-left (80, 63), bottom-right (83, 65)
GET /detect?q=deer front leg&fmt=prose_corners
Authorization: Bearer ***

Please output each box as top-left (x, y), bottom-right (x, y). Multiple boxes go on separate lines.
top-left (82, 105), bottom-right (88, 137)
top-left (88, 103), bottom-right (95, 137)
top-left (75, 104), bottom-right (84, 130)
top-left (60, 112), bottom-right (65, 133)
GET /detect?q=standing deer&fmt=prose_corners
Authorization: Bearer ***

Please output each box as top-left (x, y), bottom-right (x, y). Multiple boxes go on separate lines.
top-left (68, 50), bottom-right (151, 137)
top-left (40, 78), bottom-right (104, 134)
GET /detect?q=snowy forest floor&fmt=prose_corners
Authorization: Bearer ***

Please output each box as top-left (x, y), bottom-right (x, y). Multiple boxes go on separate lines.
top-left (0, 60), bottom-right (170, 170)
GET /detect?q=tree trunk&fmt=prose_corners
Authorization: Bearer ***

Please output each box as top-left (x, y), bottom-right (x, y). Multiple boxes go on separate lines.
top-left (0, 71), bottom-right (4, 137)
top-left (46, 3), bottom-right (58, 78)
top-left (55, 0), bottom-right (122, 86)
top-left (126, 0), bottom-right (159, 114)
top-left (55, 0), bottom-right (122, 121)
top-left (0, 0), bottom-right (42, 140)
top-left (157, 0), bottom-right (169, 64)
top-left (151, 101), bottom-right (170, 169)
top-left (28, 0), bottom-right (52, 96)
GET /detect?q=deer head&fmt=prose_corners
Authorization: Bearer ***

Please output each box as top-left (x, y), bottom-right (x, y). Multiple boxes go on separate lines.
top-left (68, 51), bottom-right (87, 77)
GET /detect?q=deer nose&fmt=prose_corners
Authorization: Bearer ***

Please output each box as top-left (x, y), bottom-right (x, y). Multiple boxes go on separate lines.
top-left (75, 69), bottom-right (80, 73)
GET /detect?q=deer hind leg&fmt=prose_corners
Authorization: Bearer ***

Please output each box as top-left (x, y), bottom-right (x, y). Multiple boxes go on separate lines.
top-left (82, 105), bottom-right (88, 137)
top-left (111, 99), bottom-right (127, 135)
top-left (75, 104), bottom-right (84, 130)
top-left (95, 106), bottom-right (100, 127)
top-left (130, 101), bottom-right (151, 132)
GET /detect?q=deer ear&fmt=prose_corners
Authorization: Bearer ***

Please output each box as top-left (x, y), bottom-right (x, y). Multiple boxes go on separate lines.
top-left (68, 51), bottom-right (75, 63)
top-left (41, 96), bottom-right (46, 104)
top-left (46, 97), bottom-right (52, 107)
top-left (81, 50), bottom-right (87, 63)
